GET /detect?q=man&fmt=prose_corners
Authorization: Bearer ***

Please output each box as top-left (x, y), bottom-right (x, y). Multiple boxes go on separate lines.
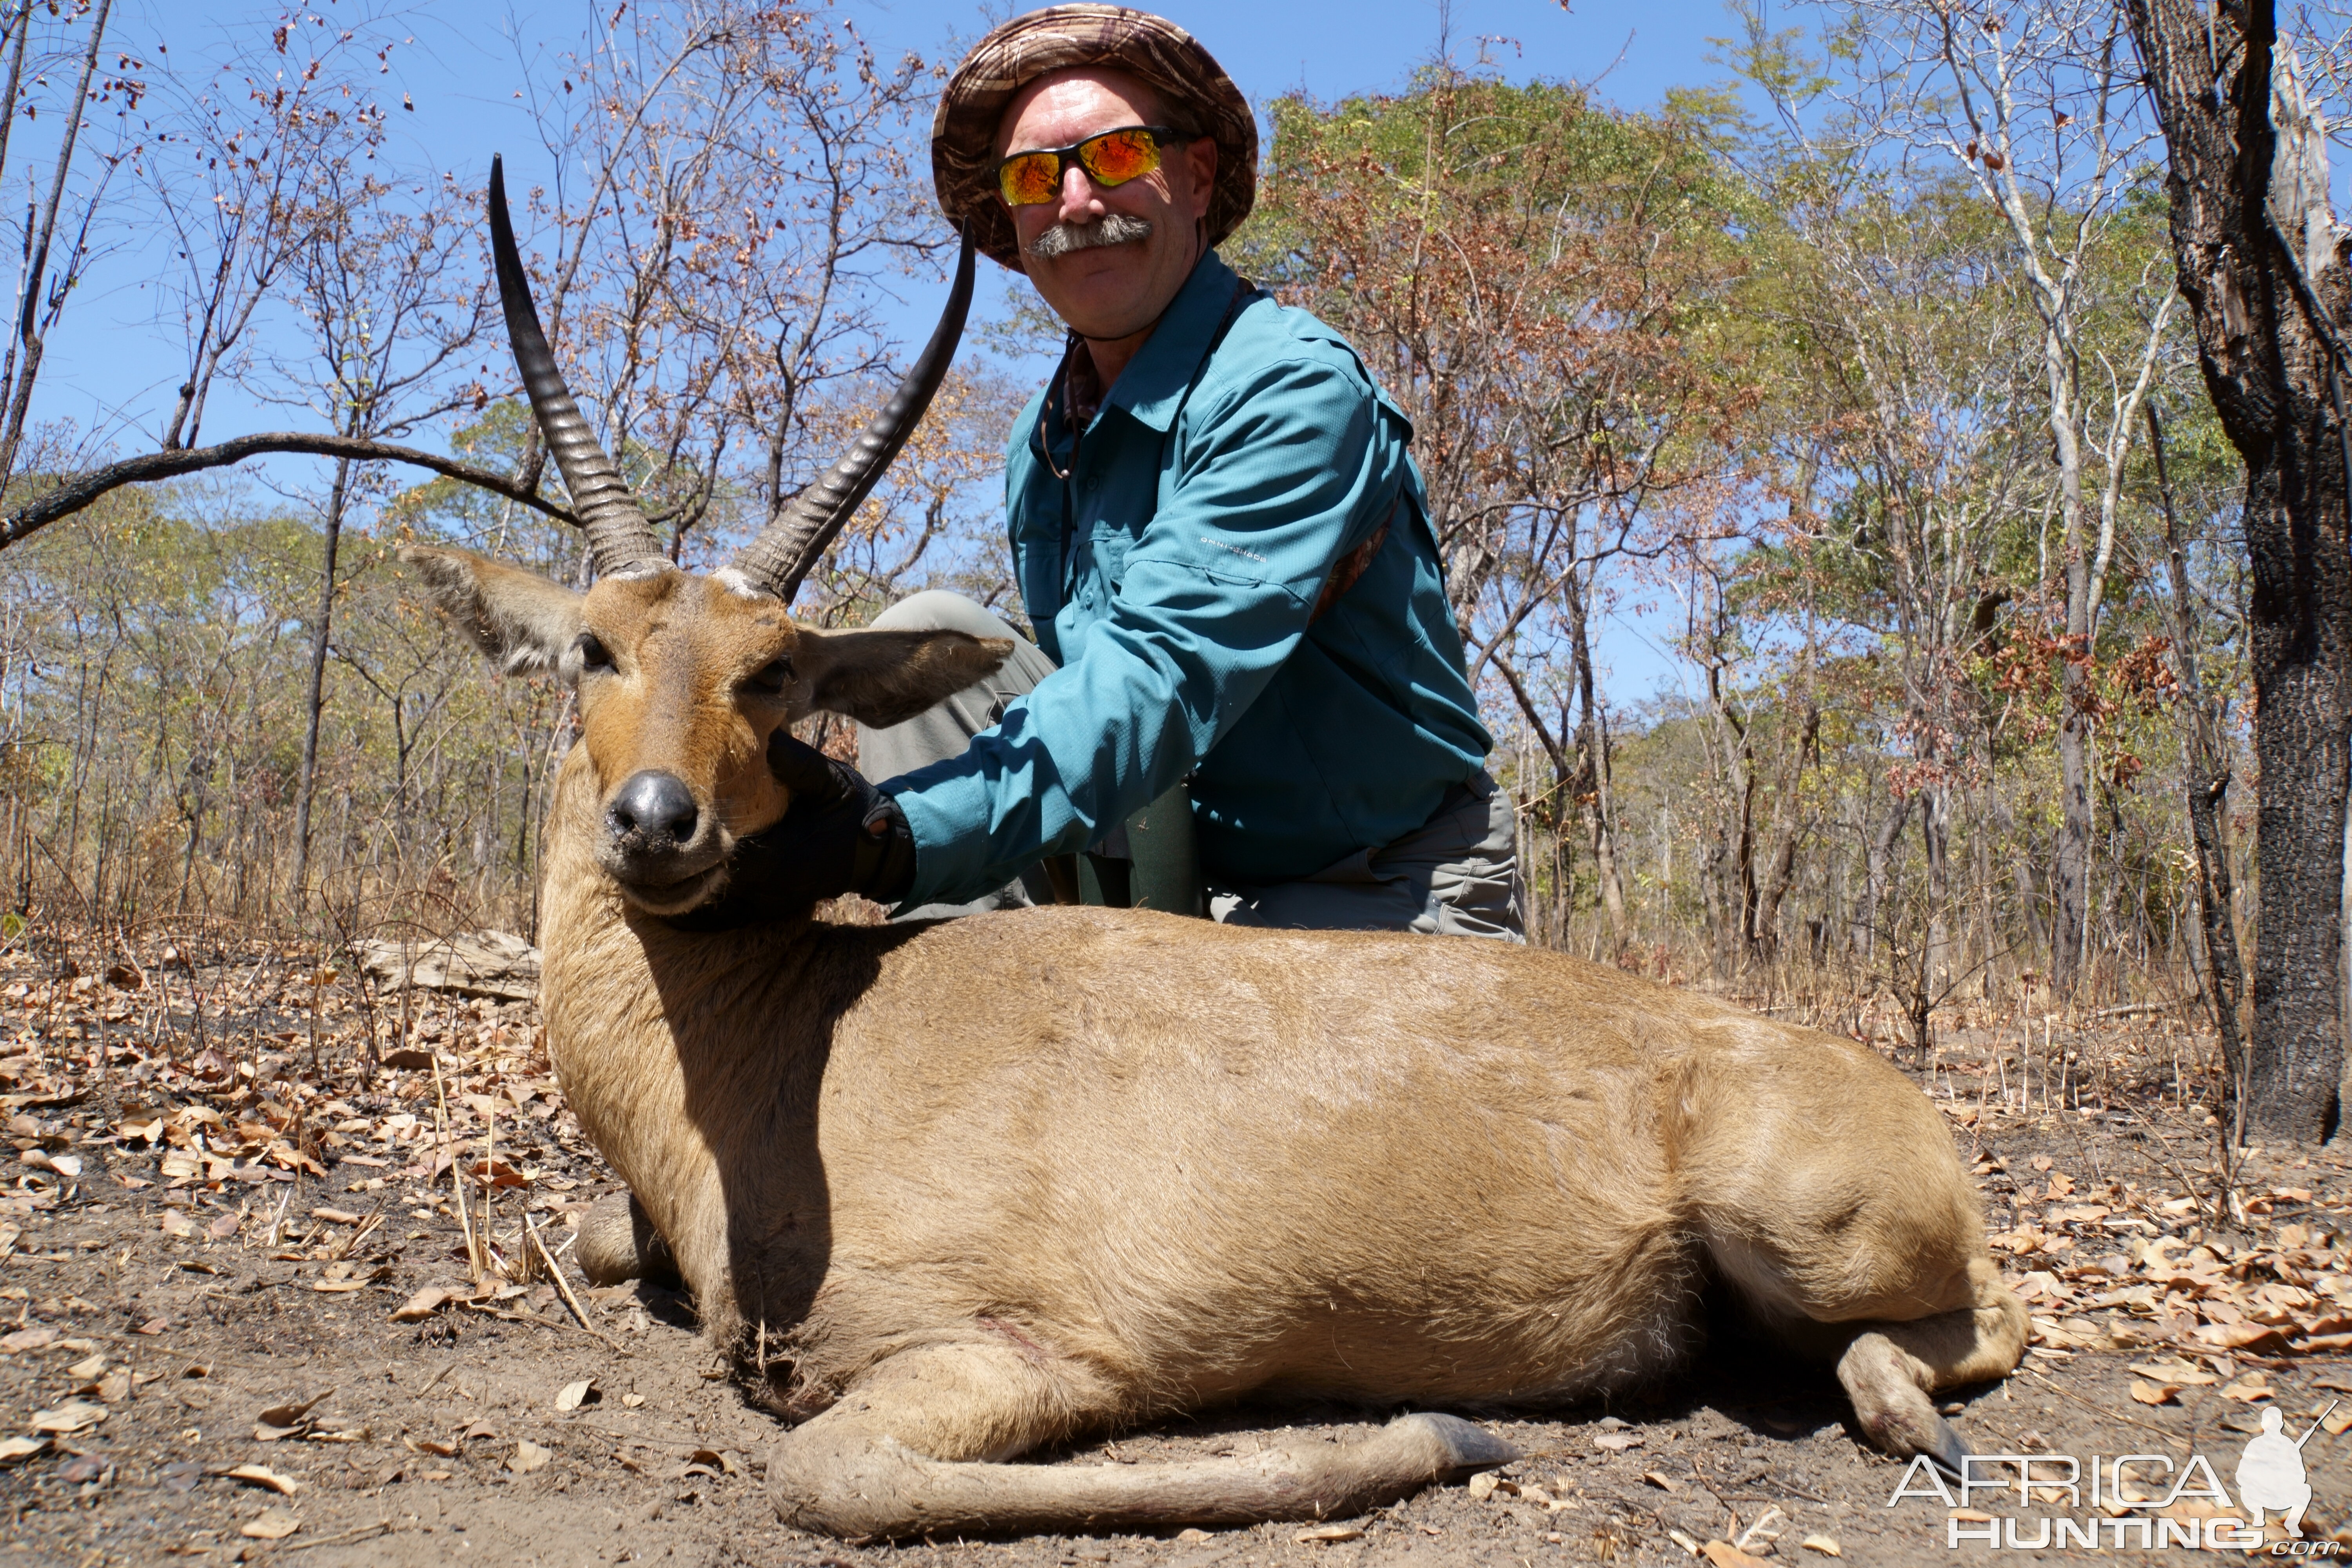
top-left (731, 4), bottom-right (1519, 939)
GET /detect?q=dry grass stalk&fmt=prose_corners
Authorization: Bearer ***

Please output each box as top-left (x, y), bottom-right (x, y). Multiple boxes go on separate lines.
top-left (429, 1052), bottom-right (483, 1284)
top-left (481, 1092), bottom-right (495, 1242)
top-left (325, 1198), bottom-right (386, 1263)
top-left (259, 1185), bottom-right (293, 1250)
top-left (527, 1216), bottom-right (619, 1353)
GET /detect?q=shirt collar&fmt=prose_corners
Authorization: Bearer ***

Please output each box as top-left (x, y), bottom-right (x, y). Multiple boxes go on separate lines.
top-left (1096, 250), bottom-right (1242, 434)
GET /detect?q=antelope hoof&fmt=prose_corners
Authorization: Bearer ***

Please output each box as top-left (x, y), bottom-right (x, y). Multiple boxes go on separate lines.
top-left (576, 1191), bottom-right (680, 1288)
top-left (1403, 1412), bottom-right (1520, 1477)
top-left (1924, 1413), bottom-right (1971, 1483)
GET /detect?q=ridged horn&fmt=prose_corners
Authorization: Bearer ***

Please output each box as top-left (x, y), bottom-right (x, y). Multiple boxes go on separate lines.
top-left (729, 229), bottom-right (977, 602)
top-left (489, 154), bottom-right (668, 580)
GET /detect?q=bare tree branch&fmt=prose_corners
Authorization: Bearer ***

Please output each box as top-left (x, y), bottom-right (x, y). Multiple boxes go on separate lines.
top-left (0, 434), bottom-right (572, 549)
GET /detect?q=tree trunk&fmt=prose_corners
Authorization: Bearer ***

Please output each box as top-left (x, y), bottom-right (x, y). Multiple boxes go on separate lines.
top-left (1564, 572), bottom-right (1626, 937)
top-left (1856, 792), bottom-right (1912, 965)
top-left (2148, 401), bottom-right (2252, 1118)
top-left (289, 456), bottom-right (352, 913)
top-left (0, 0), bottom-right (111, 492)
top-left (2127, 0), bottom-right (2351, 1141)
top-left (1922, 778), bottom-right (1953, 1002)
top-left (2054, 682), bottom-right (2093, 994)
top-left (1703, 652), bottom-right (1756, 982)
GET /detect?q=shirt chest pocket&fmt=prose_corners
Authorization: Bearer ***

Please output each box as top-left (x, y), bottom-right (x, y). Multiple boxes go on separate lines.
top-left (1089, 528), bottom-right (1136, 597)
top-left (1059, 526), bottom-right (1139, 616)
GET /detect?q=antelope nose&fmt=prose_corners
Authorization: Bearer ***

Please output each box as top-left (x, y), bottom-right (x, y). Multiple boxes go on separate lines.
top-left (607, 770), bottom-right (699, 849)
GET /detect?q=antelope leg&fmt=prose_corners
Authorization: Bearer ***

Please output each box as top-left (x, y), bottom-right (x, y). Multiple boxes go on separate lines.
top-left (768, 1343), bottom-right (1515, 1541)
top-left (1835, 1264), bottom-right (2029, 1477)
top-left (574, 1191), bottom-right (679, 1289)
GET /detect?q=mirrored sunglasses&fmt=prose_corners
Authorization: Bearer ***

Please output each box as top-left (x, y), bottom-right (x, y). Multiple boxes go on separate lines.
top-left (996, 125), bottom-right (1192, 208)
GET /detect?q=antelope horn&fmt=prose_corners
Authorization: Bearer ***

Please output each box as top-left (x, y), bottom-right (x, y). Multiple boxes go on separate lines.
top-left (728, 229), bottom-right (977, 603)
top-left (488, 155), bottom-right (669, 580)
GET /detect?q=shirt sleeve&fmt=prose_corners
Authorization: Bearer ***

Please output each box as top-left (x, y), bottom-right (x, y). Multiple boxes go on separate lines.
top-left (884, 353), bottom-right (1392, 908)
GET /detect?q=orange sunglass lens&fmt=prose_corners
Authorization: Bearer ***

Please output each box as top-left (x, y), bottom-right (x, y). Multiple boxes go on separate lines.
top-left (998, 152), bottom-right (1063, 207)
top-left (996, 129), bottom-right (1165, 206)
top-left (1079, 129), bottom-right (1160, 185)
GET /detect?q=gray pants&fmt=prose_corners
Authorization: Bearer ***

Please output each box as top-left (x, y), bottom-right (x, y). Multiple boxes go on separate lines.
top-left (858, 590), bottom-right (1524, 941)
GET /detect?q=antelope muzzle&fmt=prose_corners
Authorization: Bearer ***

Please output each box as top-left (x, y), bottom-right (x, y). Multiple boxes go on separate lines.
top-left (599, 769), bottom-right (731, 908)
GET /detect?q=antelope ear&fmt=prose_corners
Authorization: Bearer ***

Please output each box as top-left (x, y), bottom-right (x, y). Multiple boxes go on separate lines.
top-left (794, 626), bottom-right (1012, 728)
top-left (400, 544), bottom-right (585, 681)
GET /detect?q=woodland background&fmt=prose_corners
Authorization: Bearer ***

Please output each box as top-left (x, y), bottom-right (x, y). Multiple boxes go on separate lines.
top-left (0, 0), bottom-right (2308, 1067)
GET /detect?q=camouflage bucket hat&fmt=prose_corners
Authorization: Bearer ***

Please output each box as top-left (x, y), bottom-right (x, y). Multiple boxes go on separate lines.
top-left (933, 5), bottom-right (1257, 270)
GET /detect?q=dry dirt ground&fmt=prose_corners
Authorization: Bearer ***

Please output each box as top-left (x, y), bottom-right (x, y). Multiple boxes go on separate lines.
top-left (1, 933), bottom-right (2349, 1567)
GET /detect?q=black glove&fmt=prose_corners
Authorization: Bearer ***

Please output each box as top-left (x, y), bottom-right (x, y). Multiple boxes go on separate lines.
top-left (667, 733), bottom-right (916, 930)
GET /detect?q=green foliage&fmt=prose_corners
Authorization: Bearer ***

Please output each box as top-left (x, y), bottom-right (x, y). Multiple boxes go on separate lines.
top-left (0, 480), bottom-right (571, 927)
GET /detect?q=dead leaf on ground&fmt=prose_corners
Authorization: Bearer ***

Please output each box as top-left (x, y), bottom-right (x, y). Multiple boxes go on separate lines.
top-left (239, 1506), bottom-right (299, 1541)
top-left (466, 1157), bottom-right (530, 1190)
top-left (254, 1390), bottom-right (332, 1439)
top-left (510, 1439), bottom-right (552, 1474)
top-left (224, 1463), bottom-right (302, 1495)
top-left (2130, 1379), bottom-right (2182, 1406)
top-left (1296, 1525), bottom-right (1363, 1543)
top-left (1800, 1536), bottom-right (1843, 1557)
top-left (29, 1400), bottom-right (104, 1434)
top-left (1, 1326), bottom-right (56, 1352)
top-left (555, 1379), bottom-right (597, 1412)
top-left (1593, 1432), bottom-right (1644, 1452)
top-left (1701, 1543), bottom-right (1771, 1568)
top-left (0, 1435), bottom-right (47, 1465)
top-left (389, 1286), bottom-right (448, 1322)
top-left (1643, 1470), bottom-right (1681, 1492)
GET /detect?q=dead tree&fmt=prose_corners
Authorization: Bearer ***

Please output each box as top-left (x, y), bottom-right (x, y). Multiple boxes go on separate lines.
top-left (2125, 0), bottom-right (2350, 1141)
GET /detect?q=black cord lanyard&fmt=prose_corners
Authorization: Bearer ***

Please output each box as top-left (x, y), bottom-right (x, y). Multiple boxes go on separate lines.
top-left (1033, 275), bottom-right (1259, 604)
top-left (1032, 275), bottom-right (1256, 477)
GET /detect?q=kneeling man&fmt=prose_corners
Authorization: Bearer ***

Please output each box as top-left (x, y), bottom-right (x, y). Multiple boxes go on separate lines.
top-left (731, 5), bottom-right (1518, 939)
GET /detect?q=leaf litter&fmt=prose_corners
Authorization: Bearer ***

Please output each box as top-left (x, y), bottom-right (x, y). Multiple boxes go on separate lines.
top-left (3, 933), bottom-right (2352, 1562)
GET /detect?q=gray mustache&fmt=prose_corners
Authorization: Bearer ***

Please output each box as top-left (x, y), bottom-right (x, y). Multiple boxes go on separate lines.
top-left (1025, 213), bottom-right (1154, 260)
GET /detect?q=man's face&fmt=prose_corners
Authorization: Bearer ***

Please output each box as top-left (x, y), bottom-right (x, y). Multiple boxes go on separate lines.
top-left (996, 67), bottom-right (1217, 345)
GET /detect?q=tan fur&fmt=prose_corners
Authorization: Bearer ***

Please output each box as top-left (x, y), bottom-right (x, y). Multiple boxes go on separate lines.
top-left (407, 544), bottom-right (2026, 1541)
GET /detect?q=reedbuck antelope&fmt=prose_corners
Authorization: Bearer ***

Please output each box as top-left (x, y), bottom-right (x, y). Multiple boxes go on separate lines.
top-left (400, 159), bottom-right (2025, 1540)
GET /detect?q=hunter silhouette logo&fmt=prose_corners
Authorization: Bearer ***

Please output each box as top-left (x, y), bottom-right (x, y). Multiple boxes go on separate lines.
top-left (2238, 1403), bottom-right (2336, 1537)
top-left (1884, 1398), bottom-right (2340, 1551)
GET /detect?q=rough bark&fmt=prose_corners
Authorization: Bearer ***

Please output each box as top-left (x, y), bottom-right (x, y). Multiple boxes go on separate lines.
top-left (1563, 570), bottom-right (1626, 936)
top-left (289, 456), bottom-right (350, 911)
top-left (2126, 0), bottom-right (2350, 1141)
top-left (2148, 401), bottom-right (2252, 1117)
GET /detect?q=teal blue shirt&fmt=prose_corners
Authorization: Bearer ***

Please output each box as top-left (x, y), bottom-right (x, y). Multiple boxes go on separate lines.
top-left (884, 251), bottom-right (1492, 907)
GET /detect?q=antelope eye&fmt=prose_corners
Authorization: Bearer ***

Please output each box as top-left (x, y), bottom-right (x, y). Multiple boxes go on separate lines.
top-left (746, 655), bottom-right (792, 694)
top-left (575, 632), bottom-right (614, 672)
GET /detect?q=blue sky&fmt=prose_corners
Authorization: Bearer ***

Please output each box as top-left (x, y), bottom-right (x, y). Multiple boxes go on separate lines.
top-left (62, 0), bottom-right (1757, 697)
